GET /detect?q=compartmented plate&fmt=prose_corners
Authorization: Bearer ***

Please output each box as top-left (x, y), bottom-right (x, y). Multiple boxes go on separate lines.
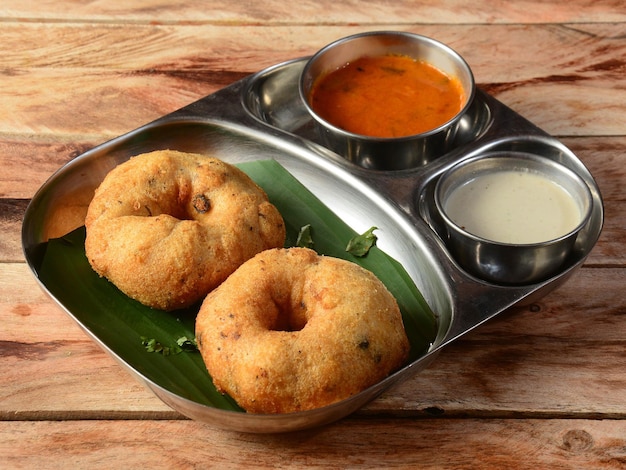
top-left (22, 58), bottom-right (603, 433)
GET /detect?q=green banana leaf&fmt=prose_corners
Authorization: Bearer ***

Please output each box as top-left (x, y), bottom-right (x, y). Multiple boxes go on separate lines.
top-left (37, 159), bottom-right (437, 411)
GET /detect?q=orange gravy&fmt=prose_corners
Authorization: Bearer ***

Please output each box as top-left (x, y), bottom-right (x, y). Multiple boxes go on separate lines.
top-left (309, 54), bottom-right (465, 138)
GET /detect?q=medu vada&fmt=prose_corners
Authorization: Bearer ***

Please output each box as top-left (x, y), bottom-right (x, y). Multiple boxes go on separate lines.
top-left (195, 247), bottom-right (410, 414)
top-left (84, 150), bottom-right (286, 311)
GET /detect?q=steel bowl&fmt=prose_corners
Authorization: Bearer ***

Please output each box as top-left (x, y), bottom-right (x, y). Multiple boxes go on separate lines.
top-left (299, 31), bottom-right (476, 170)
top-left (434, 151), bottom-right (594, 285)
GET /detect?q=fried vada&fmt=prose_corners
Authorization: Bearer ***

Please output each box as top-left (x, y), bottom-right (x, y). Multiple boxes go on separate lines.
top-left (84, 150), bottom-right (285, 311)
top-left (195, 247), bottom-right (410, 414)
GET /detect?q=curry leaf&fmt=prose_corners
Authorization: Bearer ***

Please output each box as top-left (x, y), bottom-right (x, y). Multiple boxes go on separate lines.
top-left (295, 224), bottom-right (314, 248)
top-left (346, 226), bottom-right (378, 257)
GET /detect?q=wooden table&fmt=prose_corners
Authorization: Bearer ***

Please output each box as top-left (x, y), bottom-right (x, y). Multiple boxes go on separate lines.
top-left (2, 1), bottom-right (625, 468)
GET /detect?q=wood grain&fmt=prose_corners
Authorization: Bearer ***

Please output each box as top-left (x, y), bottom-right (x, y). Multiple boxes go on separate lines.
top-left (1, 419), bottom-right (625, 469)
top-left (4, 0), bottom-right (626, 24)
top-left (2, 23), bottom-right (625, 138)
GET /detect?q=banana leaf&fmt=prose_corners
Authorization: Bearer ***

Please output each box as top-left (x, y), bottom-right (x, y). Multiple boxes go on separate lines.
top-left (37, 159), bottom-right (437, 411)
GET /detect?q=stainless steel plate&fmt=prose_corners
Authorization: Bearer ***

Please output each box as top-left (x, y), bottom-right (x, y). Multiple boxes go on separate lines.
top-left (22, 58), bottom-right (603, 433)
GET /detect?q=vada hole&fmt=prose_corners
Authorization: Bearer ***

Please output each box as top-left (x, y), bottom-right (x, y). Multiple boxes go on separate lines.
top-left (163, 207), bottom-right (194, 221)
top-left (163, 194), bottom-right (210, 221)
top-left (269, 302), bottom-right (308, 332)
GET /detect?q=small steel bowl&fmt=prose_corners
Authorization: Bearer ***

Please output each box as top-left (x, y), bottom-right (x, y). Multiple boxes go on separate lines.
top-left (434, 152), bottom-right (593, 285)
top-left (299, 31), bottom-right (475, 170)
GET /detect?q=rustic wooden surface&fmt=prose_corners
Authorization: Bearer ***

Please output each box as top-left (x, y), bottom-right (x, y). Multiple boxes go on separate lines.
top-left (2, 1), bottom-right (625, 468)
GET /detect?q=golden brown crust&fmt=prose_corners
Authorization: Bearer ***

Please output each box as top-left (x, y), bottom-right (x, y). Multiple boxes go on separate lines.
top-left (84, 150), bottom-right (285, 311)
top-left (195, 247), bottom-right (410, 414)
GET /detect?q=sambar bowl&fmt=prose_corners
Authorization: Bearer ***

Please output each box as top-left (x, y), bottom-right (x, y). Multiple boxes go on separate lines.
top-left (434, 152), bottom-right (593, 284)
top-left (299, 31), bottom-right (476, 170)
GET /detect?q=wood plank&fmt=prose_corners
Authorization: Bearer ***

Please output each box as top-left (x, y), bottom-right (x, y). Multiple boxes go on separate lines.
top-left (4, 0), bottom-right (626, 24)
top-left (1, 418), bottom-right (625, 469)
top-left (1, 23), bottom-right (625, 137)
top-left (559, 136), bottom-right (626, 267)
top-left (0, 137), bottom-right (96, 199)
top-left (0, 199), bottom-right (27, 262)
top-left (4, 134), bottom-right (625, 266)
top-left (2, 263), bottom-right (624, 419)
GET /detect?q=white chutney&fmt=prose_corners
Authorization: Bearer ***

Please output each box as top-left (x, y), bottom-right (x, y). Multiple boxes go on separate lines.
top-left (443, 169), bottom-right (582, 244)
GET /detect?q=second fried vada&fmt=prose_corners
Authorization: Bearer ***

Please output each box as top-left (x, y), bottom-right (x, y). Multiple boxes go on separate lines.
top-left (84, 150), bottom-right (285, 311)
top-left (195, 247), bottom-right (410, 414)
